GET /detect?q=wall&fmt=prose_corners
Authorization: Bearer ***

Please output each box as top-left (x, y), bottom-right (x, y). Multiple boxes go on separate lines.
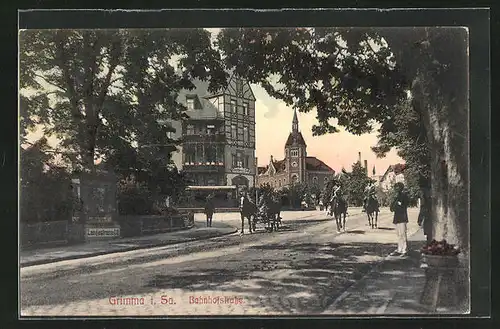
top-left (257, 172), bottom-right (288, 189)
top-left (306, 171), bottom-right (334, 189)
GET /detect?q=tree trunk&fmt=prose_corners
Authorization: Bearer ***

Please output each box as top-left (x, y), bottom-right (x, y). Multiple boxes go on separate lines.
top-left (413, 72), bottom-right (470, 311)
top-left (413, 75), bottom-right (469, 251)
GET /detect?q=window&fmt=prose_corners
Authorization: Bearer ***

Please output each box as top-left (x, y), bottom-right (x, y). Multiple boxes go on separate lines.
top-left (242, 102), bottom-right (249, 116)
top-left (244, 155), bottom-right (249, 168)
top-left (186, 97), bottom-right (195, 110)
top-left (230, 99), bottom-right (237, 113)
top-left (186, 124), bottom-right (194, 135)
top-left (236, 79), bottom-right (244, 96)
top-left (236, 151), bottom-right (243, 168)
top-left (184, 145), bottom-right (195, 164)
top-left (291, 149), bottom-right (299, 157)
top-left (216, 145), bottom-right (224, 163)
top-left (195, 144), bottom-right (204, 163)
top-left (292, 174), bottom-right (298, 183)
top-left (231, 125), bottom-right (237, 139)
top-left (207, 124), bottom-right (215, 135)
top-left (243, 127), bottom-right (249, 142)
top-left (205, 145), bottom-right (216, 163)
top-left (218, 99), bottom-right (224, 115)
top-left (324, 177), bottom-right (329, 183)
top-left (232, 154), bottom-right (237, 167)
top-left (313, 177), bottom-right (318, 185)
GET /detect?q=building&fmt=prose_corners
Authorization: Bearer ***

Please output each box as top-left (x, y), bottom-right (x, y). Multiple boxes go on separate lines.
top-left (256, 109), bottom-right (335, 189)
top-left (379, 163), bottom-right (406, 191)
top-left (170, 73), bottom-right (257, 191)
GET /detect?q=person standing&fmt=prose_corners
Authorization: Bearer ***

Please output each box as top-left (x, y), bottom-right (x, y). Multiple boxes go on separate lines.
top-left (204, 194), bottom-right (215, 227)
top-left (418, 187), bottom-right (433, 244)
top-left (390, 182), bottom-right (410, 256)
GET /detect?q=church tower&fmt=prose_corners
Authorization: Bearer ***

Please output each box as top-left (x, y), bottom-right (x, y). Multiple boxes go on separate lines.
top-left (284, 109), bottom-right (307, 185)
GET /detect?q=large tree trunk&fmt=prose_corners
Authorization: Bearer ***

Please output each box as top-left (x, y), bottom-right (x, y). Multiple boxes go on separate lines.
top-left (412, 75), bottom-right (469, 249)
top-left (413, 71), bottom-right (470, 311)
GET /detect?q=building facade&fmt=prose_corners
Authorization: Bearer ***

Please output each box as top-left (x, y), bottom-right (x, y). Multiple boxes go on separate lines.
top-left (170, 74), bottom-right (257, 189)
top-left (378, 163), bottom-right (406, 191)
top-left (257, 109), bottom-right (335, 189)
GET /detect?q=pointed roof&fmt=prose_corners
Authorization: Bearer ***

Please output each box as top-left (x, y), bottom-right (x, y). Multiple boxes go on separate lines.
top-left (305, 157), bottom-right (335, 172)
top-left (260, 157), bottom-right (286, 175)
top-left (292, 108), bottom-right (298, 127)
top-left (285, 108), bottom-right (307, 147)
top-left (285, 132), bottom-right (307, 147)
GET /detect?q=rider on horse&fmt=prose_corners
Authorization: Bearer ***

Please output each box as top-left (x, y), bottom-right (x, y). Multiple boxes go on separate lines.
top-left (363, 182), bottom-right (379, 211)
top-left (330, 180), bottom-right (343, 202)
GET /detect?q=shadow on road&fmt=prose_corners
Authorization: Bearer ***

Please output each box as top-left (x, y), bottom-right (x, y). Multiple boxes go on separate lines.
top-left (376, 227), bottom-right (395, 231)
top-left (344, 230), bottom-right (365, 234)
top-left (142, 240), bottom-right (428, 314)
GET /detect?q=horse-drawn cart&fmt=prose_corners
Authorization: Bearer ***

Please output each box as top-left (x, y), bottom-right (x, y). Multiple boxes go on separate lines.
top-left (252, 208), bottom-right (281, 232)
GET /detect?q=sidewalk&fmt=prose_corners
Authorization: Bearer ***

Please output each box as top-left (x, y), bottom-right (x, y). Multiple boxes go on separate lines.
top-left (20, 220), bottom-right (238, 267)
top-left (324, 227), bottom-right (469, 315)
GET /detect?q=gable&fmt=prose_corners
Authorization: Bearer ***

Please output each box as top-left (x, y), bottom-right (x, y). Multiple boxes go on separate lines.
top-left (223, 73), bottom-right (256, 101)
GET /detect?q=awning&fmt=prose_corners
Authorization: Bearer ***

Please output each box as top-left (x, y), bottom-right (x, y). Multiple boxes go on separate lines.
top-left (186, 185), bottom-right (237, 190)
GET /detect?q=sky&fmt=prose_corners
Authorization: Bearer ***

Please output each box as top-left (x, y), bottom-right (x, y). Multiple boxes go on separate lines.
top-left (23, 27), bottom-right (403, 175)
top-left (205, 28), bottom-right (403, 175)
top-left (251, 83), bottom-right (402, 175)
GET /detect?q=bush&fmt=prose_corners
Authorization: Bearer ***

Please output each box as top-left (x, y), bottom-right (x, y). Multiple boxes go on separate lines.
top-left (117, 181), bottom-right (159, 215)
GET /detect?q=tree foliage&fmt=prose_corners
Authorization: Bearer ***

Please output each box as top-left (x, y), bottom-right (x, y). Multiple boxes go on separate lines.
top-left (20, 138), bottom-right (73, 223)
top-left (217, 27), bottom-right (469, 247)
top-left (20, 29), bottom-right (227, 196)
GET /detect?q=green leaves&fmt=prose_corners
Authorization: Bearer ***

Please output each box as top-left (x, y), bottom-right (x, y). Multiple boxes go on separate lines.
top-left (20, 29), bottom-right (227, 194)
top-left (217, 28), bottom-right (407, 138)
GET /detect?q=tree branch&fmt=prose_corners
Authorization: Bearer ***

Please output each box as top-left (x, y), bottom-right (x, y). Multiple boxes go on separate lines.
top-left (32, 73), bottom-right (67, 92)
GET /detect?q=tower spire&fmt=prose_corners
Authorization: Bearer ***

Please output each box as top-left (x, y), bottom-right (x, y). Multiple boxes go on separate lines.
top-left (292, 109), bottom-right (299, 133)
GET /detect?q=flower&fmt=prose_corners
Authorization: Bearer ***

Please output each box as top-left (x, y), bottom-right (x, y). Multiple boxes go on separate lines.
top-left (421, 239), bottom-right (460, 256)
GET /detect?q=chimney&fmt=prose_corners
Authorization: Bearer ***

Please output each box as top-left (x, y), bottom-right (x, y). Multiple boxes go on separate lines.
top-left (364, 160), bottom-right (368, 173)
top-left (358, 152), bottom-right (362, 164)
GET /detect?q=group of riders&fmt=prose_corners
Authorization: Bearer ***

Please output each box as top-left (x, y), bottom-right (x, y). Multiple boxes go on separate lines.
top-left (322, 180), bottom-right (380, 214)
top-left (234, 180), bottom-right (380, 234)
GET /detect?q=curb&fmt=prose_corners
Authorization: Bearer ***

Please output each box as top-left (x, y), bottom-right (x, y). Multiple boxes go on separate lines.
top-left (327, 226), bottom-right (423, 312)
top-left (20, 227), bottom-right (238, 268)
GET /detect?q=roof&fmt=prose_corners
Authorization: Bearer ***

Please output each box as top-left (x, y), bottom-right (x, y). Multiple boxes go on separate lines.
top-left (257, 166), bottom-right (267, 175)
top-left (177, 78), bottom-right (223, 121)
top-left (259, 159), bottom-right (286, 176)
top-left (380, 163), bottom-right (406, 182)
top-left (305, 157), bottom-right (335, 172)
top-left (273, 160), bottom-right (286, 173)
top-left (285, 132), bottom-right (307, 147)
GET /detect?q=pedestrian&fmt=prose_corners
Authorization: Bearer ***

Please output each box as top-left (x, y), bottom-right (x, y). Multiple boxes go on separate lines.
top-left (204, 194), bottom-right (215, 227)
top-left (417, 187), bottom-right (433, 244)
top-left (390, 182), bottom-right (410, 257)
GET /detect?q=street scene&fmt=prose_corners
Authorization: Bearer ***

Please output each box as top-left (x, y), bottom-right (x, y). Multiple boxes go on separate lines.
top-left (19, 23), bottom-right (470, 317)
top-left (22, 208), bottom-right (425, 316)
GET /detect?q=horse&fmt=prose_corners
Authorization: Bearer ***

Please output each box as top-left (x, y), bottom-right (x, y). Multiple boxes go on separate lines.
top-left (330, 196), bottom-right (348, 232)
top-left (240, 196), bottom-right (258, 234)
top-left (364, 196), bottom-right (380, 229)
top-left (252, 194), bottom-right (282, 232)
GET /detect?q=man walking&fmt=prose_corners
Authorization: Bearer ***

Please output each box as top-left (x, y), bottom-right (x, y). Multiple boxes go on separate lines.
top-left (390, 182), bottom-right (410, 256)
top-left (204, 194), bottom-right (215, 227)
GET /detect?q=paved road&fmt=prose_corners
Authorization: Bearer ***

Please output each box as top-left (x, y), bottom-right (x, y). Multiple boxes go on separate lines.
top-left (20, 208), bottom-right (418, 316)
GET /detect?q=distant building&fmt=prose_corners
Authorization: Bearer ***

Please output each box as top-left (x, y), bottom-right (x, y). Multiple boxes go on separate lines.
top-left (379, 163), bottom-right (406, 191)
top-left (170, 73), bottom-right (257, 190)
top-left (256, 109), bottom-right (335, 189)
